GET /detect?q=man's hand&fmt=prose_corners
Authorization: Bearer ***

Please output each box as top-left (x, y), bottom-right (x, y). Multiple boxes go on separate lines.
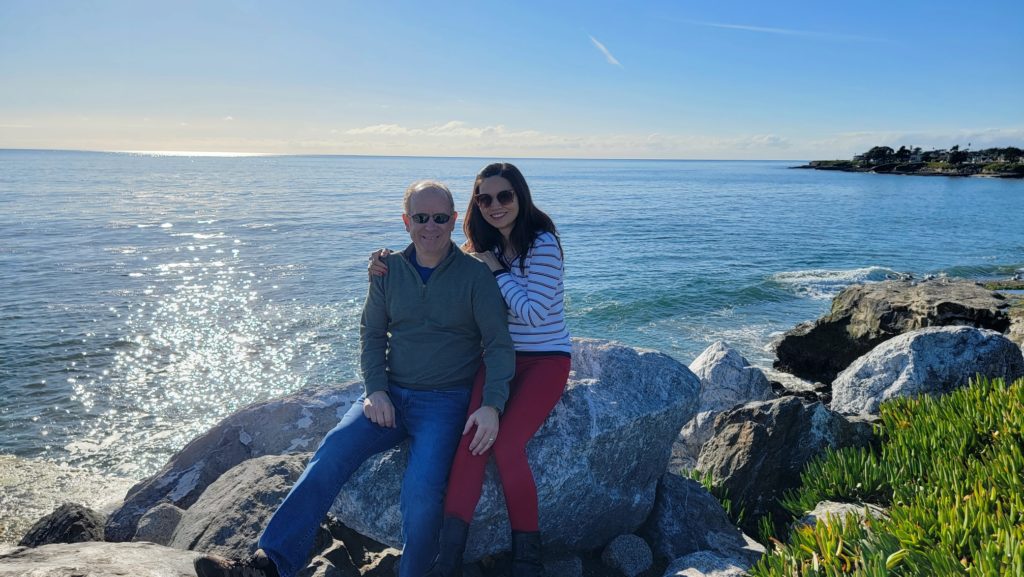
top-left (464, 405), bottom-right (500, 455)
top-left (363, 390), bottom-right (396, 428)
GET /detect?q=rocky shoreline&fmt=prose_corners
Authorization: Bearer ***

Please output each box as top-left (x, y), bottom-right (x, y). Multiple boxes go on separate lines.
top-left (792, 160), bottom-right (1024, 178)
top-left (3, 278), bottom-right (1024, 577)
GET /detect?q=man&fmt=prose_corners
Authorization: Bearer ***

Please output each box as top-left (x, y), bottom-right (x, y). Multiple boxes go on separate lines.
top-left (195, 180), bottom-right (515, 577)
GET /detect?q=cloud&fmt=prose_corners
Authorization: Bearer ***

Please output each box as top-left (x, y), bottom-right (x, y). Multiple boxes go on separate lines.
top-left (345, 123), bottom-right (415, 136)
top-left (345, 121), bottom-right (510, 138)
top-left (589, 35), bottom-right (622, 67)
top-left (337, 120), bottom-right (792, 158)
top-left (223, 116), bottom-right (234, 121)
top-left (679, 20), bottom-right (887, 43)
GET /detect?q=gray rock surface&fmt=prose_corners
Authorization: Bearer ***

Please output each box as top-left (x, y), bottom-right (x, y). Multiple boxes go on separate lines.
top-left (0, 541), bottom-right (199, 577)
top-left (601, 534), bottom-right (653, 577)
top-left (332, 338), bottom-right (701, 560)
top-left (831, 326), bottom-right (1024, 415)
top-left (774, 279), bottom-right (1011, 383)
top-left (674, 342), bottom-right (773, 466)
top-left (169, 454), bottom-right (308, 557)
top-left (796, 501), bottom-right (888, 529)
top-left (696, 397), bottom-right (874, 534)
top-left (106, 382), bottom-right (364, 541)
top-left (18, 502), bottom-right (104, 547)
top-left (639, 474), bottom-right (763, 565)
top-left (135, 503), bottom-right (186, 545)
top-left (663, 550), bottom-right (749, 577)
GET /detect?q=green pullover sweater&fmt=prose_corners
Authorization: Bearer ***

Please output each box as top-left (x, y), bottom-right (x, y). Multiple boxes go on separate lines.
top-left (360, 242), bottom-right (515, 412)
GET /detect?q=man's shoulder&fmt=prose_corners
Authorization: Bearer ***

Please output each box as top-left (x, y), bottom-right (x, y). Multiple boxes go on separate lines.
top-left (450, 250), bottom-right (492, 277)
top-left (385, 246), bottom-right (412, 265)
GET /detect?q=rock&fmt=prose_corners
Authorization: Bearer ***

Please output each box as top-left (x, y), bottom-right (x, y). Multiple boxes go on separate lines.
top-left (108, 339), bottom-right (699, 562)
top-left (996, 292), bottom-right (1024, 347)
top-left (696, 397), bottom-right (874, 535)
top-left (543, 553), bottom-right (583, 577)
top-left (0, 541), bottom-right (199, 576)
top-left (331, 338), bottom-right (700, 560)
top-left (298, 539), bottom-right (361, 577)
top-left (18, 502), bottom-right (104, 547)
top-left (796, 501), bottom-right (888, 529)
top-left (134, 503), bottom-right (185, 545)
top-left (673, 342), bottom-right (774, 467)
top-left (0, 455), bottom-right (134, 545)
top-left (106, 382), bottom-right (364, 541)
top-left (773, 279), bottom-right (1011, 383)
top-left (831, 326), bottom-right (1024, 415)
top-left (762, 367), bottom-right (830, 403)
top-left (169, 454), bottom-right (308, 558)
top-left (639, 474), bottom-right (763, 565)
top-left (601, 534), bottom-right (653, 577)
top-left (663, 550), bottom-right (749, 577)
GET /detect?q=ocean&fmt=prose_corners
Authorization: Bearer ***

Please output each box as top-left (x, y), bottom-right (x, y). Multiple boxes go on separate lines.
top-left (1, 150), bottom-right (1023, 530)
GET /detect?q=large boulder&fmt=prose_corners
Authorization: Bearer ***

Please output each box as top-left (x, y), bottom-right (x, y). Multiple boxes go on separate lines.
top-left (18, 503), bottom-right (104, 547)
top-left (332, 338), bottom-right (701, 560)
top-left (169, 454), bottom-right (309, 558)
top-left (106, 382), bottom-right (364, 541)
top-left (695, 397), bottom-right (874, 535)
top-left (107, 338), bottom-right (700, 563)
top-left (674, 342), bottom-right (774, 467)
top-left (639, 474), bottom-right (763, 566)
top-left (831, 326), bottom-right (1024, 415)
top-left (773, 279), bottom-right (1012, 384)
top-left (0, 541), bottom-right (199, 577)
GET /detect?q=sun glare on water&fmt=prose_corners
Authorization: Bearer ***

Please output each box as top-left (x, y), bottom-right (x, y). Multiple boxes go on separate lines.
top-left (116, 150), bottom-right (277, 157)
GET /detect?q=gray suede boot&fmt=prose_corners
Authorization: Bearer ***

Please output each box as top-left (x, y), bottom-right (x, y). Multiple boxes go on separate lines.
top-left (424, 516), bottom-right (470, 577)
top-left (511, 531), bottom-right (543, 577)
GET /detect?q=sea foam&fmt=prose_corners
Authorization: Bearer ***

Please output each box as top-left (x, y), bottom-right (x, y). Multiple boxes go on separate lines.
top-left (770, 266), bottom-right (898, 300)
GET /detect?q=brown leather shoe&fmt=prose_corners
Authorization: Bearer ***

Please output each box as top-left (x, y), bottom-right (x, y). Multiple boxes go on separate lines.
top-left (193, 550), bottom-right (280, 577)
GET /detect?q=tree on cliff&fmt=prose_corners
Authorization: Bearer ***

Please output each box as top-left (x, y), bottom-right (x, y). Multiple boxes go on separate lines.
top-left (862, 146), bottom-right (895, 164)
top-left (948, 145), bottom-right (969, 165)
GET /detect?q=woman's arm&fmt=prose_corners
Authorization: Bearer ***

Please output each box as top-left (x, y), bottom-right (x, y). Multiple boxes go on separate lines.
top-left (367, 248), bottom-right (391, 277)
top-left (493, 233), bottom-right (564, 327)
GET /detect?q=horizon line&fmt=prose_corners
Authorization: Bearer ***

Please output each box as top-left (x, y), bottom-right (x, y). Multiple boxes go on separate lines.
top-left (0, 147), bottom-right (810, 163)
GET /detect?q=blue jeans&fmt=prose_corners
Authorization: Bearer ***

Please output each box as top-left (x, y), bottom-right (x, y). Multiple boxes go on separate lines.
top-left (258, 384), bottom-right (471, 577)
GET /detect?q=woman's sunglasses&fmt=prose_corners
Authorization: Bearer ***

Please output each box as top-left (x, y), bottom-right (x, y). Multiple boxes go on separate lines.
top-left (408, 213), bottom-right (452, 224)
top-left (474, 189), bottom-right (516, 208)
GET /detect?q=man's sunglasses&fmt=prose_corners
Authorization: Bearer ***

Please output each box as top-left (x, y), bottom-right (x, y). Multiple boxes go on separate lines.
top-left (408, 213), bottom-right (452, 224)
top-left (474, 190), bottom-right (516, 209)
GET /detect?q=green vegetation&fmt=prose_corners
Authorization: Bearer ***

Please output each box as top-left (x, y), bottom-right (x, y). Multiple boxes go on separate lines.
top-left (981, 162), bottom-right (1024, 175)
top-left (751, 376), bottom-right (1024, 576)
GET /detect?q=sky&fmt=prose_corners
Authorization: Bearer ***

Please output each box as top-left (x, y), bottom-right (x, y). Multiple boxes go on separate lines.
top-left (1, 0), bottom-right (1022, 160)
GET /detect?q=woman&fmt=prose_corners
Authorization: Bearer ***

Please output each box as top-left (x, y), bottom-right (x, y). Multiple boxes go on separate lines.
top-left (370, 162), bottom-right (571, 577)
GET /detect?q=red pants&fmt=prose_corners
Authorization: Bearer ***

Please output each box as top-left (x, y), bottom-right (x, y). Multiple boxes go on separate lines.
top-left (443, 353), bottom-right (571, 531)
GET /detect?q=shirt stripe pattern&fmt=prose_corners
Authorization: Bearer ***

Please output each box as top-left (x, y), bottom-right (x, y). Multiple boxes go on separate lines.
top-left (494, 231), bottom-right (572, 354)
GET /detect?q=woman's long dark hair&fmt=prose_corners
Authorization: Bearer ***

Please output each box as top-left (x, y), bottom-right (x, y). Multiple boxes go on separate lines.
top-left (464, 162), bottom-right (561, 274)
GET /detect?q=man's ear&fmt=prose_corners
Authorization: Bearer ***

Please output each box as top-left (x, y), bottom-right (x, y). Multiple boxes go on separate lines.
top-left (402, 213), bottom-right (411, 231)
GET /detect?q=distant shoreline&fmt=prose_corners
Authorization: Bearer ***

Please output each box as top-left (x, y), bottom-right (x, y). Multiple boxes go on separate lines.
top-left (791, 161), bottom-right (1024, 179)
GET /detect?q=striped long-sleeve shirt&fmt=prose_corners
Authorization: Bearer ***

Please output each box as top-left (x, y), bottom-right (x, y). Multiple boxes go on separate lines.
top-left (492, 231), bottom-right (572, 355)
